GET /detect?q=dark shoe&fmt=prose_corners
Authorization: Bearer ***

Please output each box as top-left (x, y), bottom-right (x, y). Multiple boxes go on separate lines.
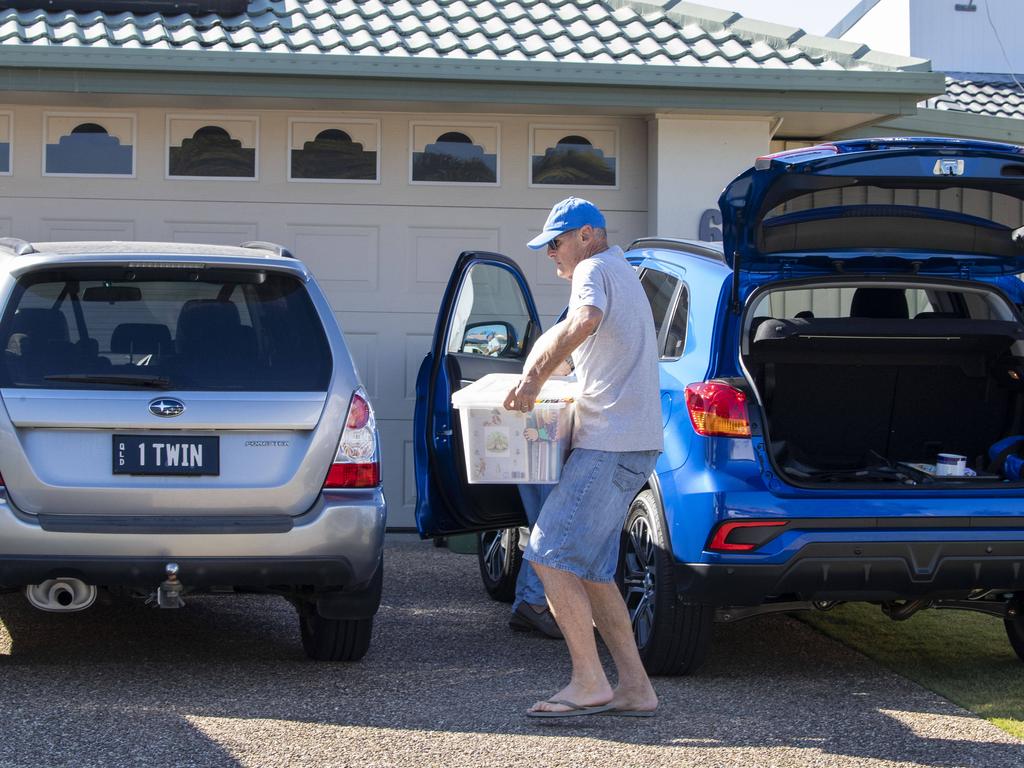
top-left (509, 603), bottom-right (564, 639)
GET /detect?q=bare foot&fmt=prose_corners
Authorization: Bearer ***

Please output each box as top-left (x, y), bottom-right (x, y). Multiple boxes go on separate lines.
top-left (528, 681), bottom-right (613, 713)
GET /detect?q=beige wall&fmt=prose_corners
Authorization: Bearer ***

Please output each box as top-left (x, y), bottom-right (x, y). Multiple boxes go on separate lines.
top-left (647, 115), bottom-right (772, 241)
top-left (0, 103), bottom-right (651, 527)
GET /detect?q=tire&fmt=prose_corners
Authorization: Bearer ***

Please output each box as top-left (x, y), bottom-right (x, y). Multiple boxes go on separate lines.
top-left (477, 527), bottom-right (523, 603)
top-left (619, 489), bottom-right (713, 676)
top-left (1006, 597), bottom-right (1024, 662)
top-left (298, 602), bottom-right (373, 662)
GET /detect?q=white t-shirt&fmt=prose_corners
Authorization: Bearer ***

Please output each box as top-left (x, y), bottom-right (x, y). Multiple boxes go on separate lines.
top-left (568, 246), bottom-right (663, 452)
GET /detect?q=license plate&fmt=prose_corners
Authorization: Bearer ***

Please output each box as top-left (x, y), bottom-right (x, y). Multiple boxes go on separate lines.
top-left (113, 435), bottom-right (220, 476)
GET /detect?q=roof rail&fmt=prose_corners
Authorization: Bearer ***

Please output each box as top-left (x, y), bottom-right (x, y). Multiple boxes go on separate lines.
top-left (0, 237), bottom-right (37, 256)
top-left (239, 240), bottom-right (294, 259)
top-left (626, 237), bottom-right (726, 263)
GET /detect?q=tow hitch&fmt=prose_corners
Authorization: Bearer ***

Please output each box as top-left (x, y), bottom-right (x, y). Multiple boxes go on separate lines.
top-left (147, 563), bottom-right (185, 609)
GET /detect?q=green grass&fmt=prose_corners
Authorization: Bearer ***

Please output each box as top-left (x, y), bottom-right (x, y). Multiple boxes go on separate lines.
top-left (804, 603), bottom-right (1024, 739)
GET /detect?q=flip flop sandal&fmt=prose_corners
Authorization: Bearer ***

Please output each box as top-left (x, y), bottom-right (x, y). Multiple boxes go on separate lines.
top-left (525, 699), bottom-right (615, 718)
top-left (597, 707), bottom-right (658, 718)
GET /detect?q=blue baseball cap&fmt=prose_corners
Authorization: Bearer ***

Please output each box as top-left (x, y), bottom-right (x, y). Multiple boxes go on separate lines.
top-left (526, 197), bottom-right (606, 250)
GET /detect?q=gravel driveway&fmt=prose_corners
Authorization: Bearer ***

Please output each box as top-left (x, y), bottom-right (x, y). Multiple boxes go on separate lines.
top-left (0, 534), bottom-right (1020, 768)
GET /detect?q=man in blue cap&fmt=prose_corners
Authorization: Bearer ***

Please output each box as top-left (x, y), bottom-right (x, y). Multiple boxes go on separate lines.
top-left (504, 197), bottom-right (663, 718)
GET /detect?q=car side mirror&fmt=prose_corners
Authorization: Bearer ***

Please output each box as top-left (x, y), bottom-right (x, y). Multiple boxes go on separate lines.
top-left (461, 321), bottom-right (516, 357)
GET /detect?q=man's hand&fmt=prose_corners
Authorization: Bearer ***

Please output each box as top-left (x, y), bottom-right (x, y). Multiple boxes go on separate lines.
top-left (504, 376), bottom-right (541, 413)
top-left (503, 305), bottom-right (601, 413)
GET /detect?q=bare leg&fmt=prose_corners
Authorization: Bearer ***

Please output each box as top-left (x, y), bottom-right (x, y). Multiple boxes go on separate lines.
top-left (527, 563), bottom-right (613, 713)
top-left (584, 580), bottom-right (658, 712)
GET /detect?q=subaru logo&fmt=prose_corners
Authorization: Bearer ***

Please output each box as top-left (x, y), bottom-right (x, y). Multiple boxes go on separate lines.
top-left (149, 398), bottom-right (185, 418)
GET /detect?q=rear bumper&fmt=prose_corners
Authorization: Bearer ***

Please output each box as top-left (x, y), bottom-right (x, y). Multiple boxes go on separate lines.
top-left (676, 538), bottom-right (1024, 605)
top-left (0, 556), bottom-right (359, 589)
top-left (0, 488), bottom-right (387, 591)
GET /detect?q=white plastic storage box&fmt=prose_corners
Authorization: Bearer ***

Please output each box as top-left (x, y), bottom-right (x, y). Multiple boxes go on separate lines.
top-left (452, 373), bottom-right (577, 484)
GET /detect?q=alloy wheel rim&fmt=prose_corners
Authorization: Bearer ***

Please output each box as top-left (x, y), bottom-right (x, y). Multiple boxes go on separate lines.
top-left (623, 510), bottom-right (657, 650)
top-left (482, 529), bottom-right (510, 582)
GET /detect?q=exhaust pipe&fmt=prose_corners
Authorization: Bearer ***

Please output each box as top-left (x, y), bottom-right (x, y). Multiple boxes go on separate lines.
top-left (25, 578), bottom-right (97, 612)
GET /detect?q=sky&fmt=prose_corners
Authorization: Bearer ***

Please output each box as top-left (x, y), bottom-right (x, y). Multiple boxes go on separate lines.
top-left (693, 1), bottom-right (857, 35)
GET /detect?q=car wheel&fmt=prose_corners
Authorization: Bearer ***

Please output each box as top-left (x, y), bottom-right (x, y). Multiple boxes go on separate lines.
top-left (298, 603), bottom-right (373, 662)
top-left (477, 527), bottom-right (523, 603)
top-left (619, 489), bottom-right (713, 676)
top-left (1006, 596), bottom-right (1024, 662)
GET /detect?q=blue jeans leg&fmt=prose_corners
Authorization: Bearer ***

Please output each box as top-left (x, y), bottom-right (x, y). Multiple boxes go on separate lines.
top-left (513, 483), bottom-right (554, 611)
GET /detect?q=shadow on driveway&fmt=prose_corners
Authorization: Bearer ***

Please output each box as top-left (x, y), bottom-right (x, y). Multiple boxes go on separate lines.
top-left (0, 536), bottom-right (1020, 767)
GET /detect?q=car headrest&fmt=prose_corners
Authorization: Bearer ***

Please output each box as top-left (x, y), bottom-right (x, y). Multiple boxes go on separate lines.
top-left (850, 288), bottom-right (909, 319)
top-left (110, 323), bottom-right (173, 355)
top-left (9, 308), bottom-right (70, 343)
top-left (176, 300), bottom-right (242, 354)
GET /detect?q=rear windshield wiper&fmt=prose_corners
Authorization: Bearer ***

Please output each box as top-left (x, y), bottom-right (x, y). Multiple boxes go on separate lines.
top-left (43, 374), bottom-right (173, 389)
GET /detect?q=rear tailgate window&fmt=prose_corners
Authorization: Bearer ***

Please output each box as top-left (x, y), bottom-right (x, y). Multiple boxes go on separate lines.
top-left (0, 266), bottom-right (331, 391)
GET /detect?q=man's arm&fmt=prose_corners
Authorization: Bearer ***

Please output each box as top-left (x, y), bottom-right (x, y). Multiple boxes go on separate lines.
top-left (503, 305), bottom-right (602, 412)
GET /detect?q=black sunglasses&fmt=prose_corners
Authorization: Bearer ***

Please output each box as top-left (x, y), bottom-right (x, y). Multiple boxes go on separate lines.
top-left (546, 229), bottom-right (577, 250)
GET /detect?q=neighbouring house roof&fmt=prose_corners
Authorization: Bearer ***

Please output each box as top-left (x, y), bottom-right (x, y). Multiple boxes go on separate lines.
top-left (924, 74), bottom-right (1024, 121)
top-left (0, 0), bottom-right (929, 72)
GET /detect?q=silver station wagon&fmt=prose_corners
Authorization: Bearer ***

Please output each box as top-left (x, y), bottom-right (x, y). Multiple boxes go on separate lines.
top-left (0, 238), bottom-right (386, 661)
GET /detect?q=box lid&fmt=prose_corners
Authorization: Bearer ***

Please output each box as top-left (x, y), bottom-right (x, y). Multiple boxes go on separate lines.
top-left (452, 373), bottom-right (577, 409)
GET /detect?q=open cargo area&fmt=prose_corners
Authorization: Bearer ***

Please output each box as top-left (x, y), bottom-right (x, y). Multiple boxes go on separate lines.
top-left (742, 281), bottom-right (1024, 486)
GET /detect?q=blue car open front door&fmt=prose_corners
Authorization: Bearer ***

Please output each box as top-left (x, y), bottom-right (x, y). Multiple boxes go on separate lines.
top-left (414, 251), bottom-right (542, 538)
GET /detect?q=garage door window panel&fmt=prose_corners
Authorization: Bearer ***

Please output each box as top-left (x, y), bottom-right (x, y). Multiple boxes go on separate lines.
top-left (411, 123), bottom-right (499, 185)
top-left (530, 126), bottom-right (617, 188)
top-left (289, 119), bottom-right (379, 182)
top-left (44, 114), bottom-right (135, 177)
top-left (168, 116), bottom-right (258, 180)
top-left (0, 112), bottom-right (11, 175)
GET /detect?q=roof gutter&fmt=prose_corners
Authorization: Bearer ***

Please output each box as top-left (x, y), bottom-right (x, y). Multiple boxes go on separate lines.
top-left (837, 109), bottom-right (1024, 145)
top-left (0, 46), bottom-right (946, 96)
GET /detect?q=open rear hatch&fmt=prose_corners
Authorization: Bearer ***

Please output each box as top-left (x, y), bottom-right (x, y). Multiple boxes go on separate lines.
top-left (720, 137), bottom-right (1024, 279)
top-left (720, 138), bottom-right (1024, 487)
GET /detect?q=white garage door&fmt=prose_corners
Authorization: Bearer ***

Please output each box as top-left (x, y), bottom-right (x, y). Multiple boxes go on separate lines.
top-left (0, 105), bottom-right (649, 528)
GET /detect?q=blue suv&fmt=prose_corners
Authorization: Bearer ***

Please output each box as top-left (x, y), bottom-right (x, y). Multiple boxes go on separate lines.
top-left (415, 138), bottom-right (1024, 674)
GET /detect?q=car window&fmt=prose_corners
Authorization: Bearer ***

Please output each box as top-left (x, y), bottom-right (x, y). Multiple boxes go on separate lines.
top-left (639, 268), bottom-right (679, 353)
top-left (447, 262), bottom-right (531, 358)
top-left (0, 267), bottom-right (332, 391)
top-left (752, 286), bottom-right (938, 320)
top-left (664, 283), bottom-right (689, 359)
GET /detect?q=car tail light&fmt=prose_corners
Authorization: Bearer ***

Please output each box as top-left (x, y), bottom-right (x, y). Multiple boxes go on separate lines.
top-left (324, 389), bottom-right (380, 488)
top-left (685, 381), bottom-right (751, 437)
top-left (708, 521), bottom-right (788, 552)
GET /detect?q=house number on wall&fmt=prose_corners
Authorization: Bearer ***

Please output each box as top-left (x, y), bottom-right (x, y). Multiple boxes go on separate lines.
top-left (699, 208), bottom-right (722, 242)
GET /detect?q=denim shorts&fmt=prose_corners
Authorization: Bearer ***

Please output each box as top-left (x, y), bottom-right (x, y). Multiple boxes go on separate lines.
top-left (524, 448), bottom-right (660, 583)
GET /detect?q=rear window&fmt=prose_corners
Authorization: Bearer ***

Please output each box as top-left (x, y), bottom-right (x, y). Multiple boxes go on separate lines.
top-left (0, 266), bottom-right (332, 391)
